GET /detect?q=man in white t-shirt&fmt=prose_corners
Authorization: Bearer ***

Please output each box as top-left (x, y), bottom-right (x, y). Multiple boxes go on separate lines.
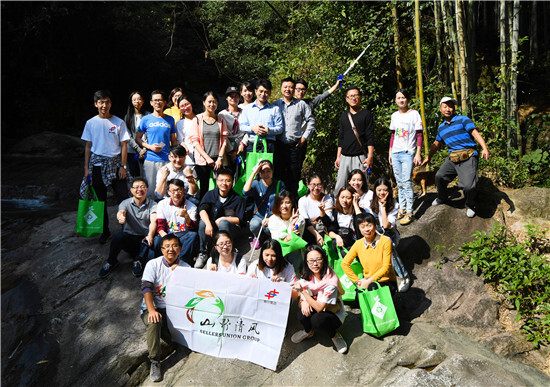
top-left (81, 90), bottom-right (130, 244)
top-left (141, 233), bottom-right (190, 382)
top-left (155, 144), bottom-right (198, 201)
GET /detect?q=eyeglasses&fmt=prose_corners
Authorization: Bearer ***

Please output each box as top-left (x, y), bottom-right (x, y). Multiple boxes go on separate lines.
top-left (216, 241), bottom-right (232, 248)
top-left (152, 99), bottom-right (164, 103)
top-left (295, 87), bottom-right (306, 92)
top-left (217, 179), bottom-right (232, 184)
top-left (131, 185), bottom-right (147, 190)
top-left (346, 94), bottom-right (361, 99)
top-left (309, 183), bottom-right (323, 188)
top-left (169, 188), bottom-right (184, 194)
top-left (161, 244), bottom-right (180, 250)
top-left (307, 259), bottom-right (323, 265)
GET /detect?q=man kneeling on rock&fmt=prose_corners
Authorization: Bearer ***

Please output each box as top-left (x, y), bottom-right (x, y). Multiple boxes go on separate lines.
top-left (141, 234), bottom-right (190, 382)
top-left (99, 177), bottom-right (157, 278)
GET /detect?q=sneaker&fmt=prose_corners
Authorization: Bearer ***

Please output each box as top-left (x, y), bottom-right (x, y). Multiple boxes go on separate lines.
top-left (396, 210), bottom-right (406, 220)
top-left (332, 332), bottom-right (348, 354)
top-left (291, 329), bottom-right (314, 344)
top-left (432, 198), bottom-right (444, 206)
top-left (466, 206), bottom-right (476, 218)
top-left (132, 261), bottom-right (143, 277)
top-left (397, 275), bottom-right (411, 292)
top-left (251, 237), bottom-right (260, 249)
top-left (98, 262), bottom-right (118, 278)
top-left (399, 213), bottom-right (414, 225)
top-left (194, 252), bottom-right (209, 269)
top-left (150, 360), bottom-right (162, 382)
top-left (98, 231), bottom-right (111, 245)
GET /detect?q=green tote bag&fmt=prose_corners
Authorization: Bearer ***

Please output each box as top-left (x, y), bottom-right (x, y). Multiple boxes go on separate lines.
top-left (333, 247), bottom-right (364, 302)
top-left (357, 282), bottom-right (400, 337)
top-left (75, 184), bottom-right (104, 237)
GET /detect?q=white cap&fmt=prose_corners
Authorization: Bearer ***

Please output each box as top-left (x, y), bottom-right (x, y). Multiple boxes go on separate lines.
top-left (440, 97), bottom-right (458, 106)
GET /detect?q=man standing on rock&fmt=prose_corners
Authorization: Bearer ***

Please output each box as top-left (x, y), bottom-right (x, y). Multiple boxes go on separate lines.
top-left (334, 86), bottom-right (374, 194)
top-left (98, 177), bottom-right (158, 278)
top-left (422, 97), bottom-right (490, 218)
top-left (141, 233), bottom-right (190, 382)
top-left (273, 77), bottom-right (315, 198)
top-left (81, 89), bottom-right (130, 244)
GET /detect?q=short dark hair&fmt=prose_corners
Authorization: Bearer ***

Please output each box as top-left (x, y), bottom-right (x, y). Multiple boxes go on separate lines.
top-left (272, 190), bottom-right (296, 217)
top-left (346, 86), bottom-right (362, 97)
top-left (167, 178), bottom-right (186, 190)
top-left (281, 77), bottom-right (295, 86)
top-left (295, 78), bottom-right (308, 89)
top-left (356, 212), bottom-right (377, 227)
top-left (131, 177), bottom-right (148, 188)
top-left (241, 81), bottom-right (255, 92)
top-left (161, 233), bottom-right (181, 247)
top-left (216, 168), bottom-right (234, 181)
top-left (170, 144), bottom-right (187, 157)
top-left (395, 88), bottom-right (411, 100)
top-left (256, 79), bottom-right (272, 91)
top-left (301, 245), bottom-right (332, 281)
top-left (94, 90), bottom-right (112, 102)
top-left (151, 90), bottom-right (166, 101)
top-left (258, 239), bottom-right (287, 275)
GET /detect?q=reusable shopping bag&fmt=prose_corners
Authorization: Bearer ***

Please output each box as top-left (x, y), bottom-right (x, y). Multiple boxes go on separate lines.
top-left (333, 247), bottom-right (364, 302)
top-left (276, 230), bottom-right (307, 256)
top-left (297, 180), bottom-right (308, 198)
top-left (235, 137), bottom-right (273, 197)
top-left (322, 234), bottom-right (339, 268)
top-left (357, 282), bottom-right (400, 337)
top-left (75, 183), bottom-right (104, 237)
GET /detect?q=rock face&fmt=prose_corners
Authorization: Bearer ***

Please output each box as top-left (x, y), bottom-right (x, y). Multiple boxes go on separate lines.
top-left (2, 186), bottom-right (549, 386)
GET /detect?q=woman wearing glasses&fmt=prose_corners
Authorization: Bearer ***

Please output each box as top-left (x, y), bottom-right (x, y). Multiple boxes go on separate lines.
top-left (297, 174), bottom-right (334, 246)
top-left (205, 231), bottom-right (247, 275)
top-left (290, 245), bottom-right (348, 354)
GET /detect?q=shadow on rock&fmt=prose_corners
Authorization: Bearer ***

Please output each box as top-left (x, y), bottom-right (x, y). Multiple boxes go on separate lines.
top-left (396, 235), bottom-right (431, 284)
top-left (476, 177), bottom-right (515, 219)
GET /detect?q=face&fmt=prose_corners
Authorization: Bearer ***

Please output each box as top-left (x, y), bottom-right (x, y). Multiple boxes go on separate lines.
top-left (241, 85), bottom-right (254, 102)
top-left (281, 81), bottom-right (295, 99)
top-left (150, 94), bottom-right (166, 112)
top-left (130, 181), bottom-right (148, 200)
top-left (259, 163), bottom-right (273, 180)
top-left (215, 234), bottom-right (232, 255)
top-left (203, 95), bottom-right (218, 113)
top-left (306, 250), bottom-right (324, 274)
top-left (262, 248), bottom-right (277, 268)
top-left (348, 173), bottom-right (364, 193)
top-left (359, 221), bottom-right (376, 240)
top-left (169, 152), bottom-right (185, 169)
top-left (279, 197), bottom-right (293, 216)
top-left (167, 183), bottom-right (185, 206)
top-left (255, 86), bottom-right (271, 104)
top-left (440, 102), bottom-right (455, 119)
top-left (346, 89), bottom-right (362, 109)
top-left (178, 98), bottom-right (193, 116)
top-left (172, 91), bottom-right (182, 106)
top-left (131, 94), bottom-right (144, 111)
top-left (226, 92), bottom-right (240, 108)
top-left (216, 174), bottom-right (233, 195)
top-left (95, 98), bottom-right (112, 117)
top-left (395, 92), bottom-right (408, 109)
top-left (339, 189), bottom-right (353, 209)
top-left (375, 184), bottom-right (390, 200)
top-left (294, 83), bottom-right (307, 100)
top-left (308, 178), bottom-right (323, 197)
top-left (161, 239), bottom-right (182, 263)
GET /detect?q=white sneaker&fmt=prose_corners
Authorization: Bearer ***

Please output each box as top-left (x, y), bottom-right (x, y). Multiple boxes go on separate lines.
top-left (466, 207), bottom-right (476, 218)
top-left (397, 275), bottom-right (411, 293)
top-left (291, 329), bottom-right (314, 343)
top-left (194, 252), bottom-right (209, 269)
top-left (432, 198), bottom-right (444, 206)
top-left (332, 332), bottom-right (348, 354)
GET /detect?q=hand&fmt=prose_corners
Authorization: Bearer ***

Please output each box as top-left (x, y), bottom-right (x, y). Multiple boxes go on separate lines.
top-left (353, 193), bottom-right (360, 205)
top-left (148, 309), bottom-right (162, 323)
top-left (252, 125), bottom-right (268, 136)
top-left (206, 157), bottom-right (215, 167)
top-left (178, 205), bottom-right (188, 219)
top-left (170, 263), bottom-right (179, 271)
top-left (357, 277), bottom-right (374, 289)
top-left (283, 234), bottom-right (292, 242)
top-left (271, 276), bottom-right (282, 282)
top-left (336, 235), bottom-right (344, 247)
top-left (254, 161), bottom-right (265, 176)
top-left (366, 155), bottom-right (373, 169)
top-left (292, 281), bottom-right (303, 292)
top-left (481, 148), bottom-right (490, 161)
top-left (300, 299), bottom-right (313, 317)
top-left (117, 210), bottom-right (126, 224)
top-left (205, 223), bottom-right (213, 237)
top-left (334, 158), bottom-right (340, 169)
top-left (151, 143), bottom-right (164, 153)
top-left (159, 165), bottom-right (170, 179)
top-left (388, 153), bottom-right (393, 165)
top-left (118, 166), bottom-right (127, 180)
top-left (237, 144), bottom-right (245, 155)
top-left (261, 218), bottom-right (269, 227)
top-left (315, 232), bottom-right (324, 245)
top-left (139, 148), bottom-right (147, 159)
top-left (421, 157), bottom-right (430, 167)
top-left (249, 273), bottom-right (258, 278)
top-left (296, 137), bottom-right (307, 147)
top-left (318, 199), bottom-right (327, 215)
top-left (145, 235), bottom-right (153, 246)
top-left (84, 167), bottom-right (90, 180)
top-left (215, 217), bottom-right (225, 227)
top-left (378, 191), bottom-right (388, 206)
top-left (414, 153), bottom-right (422, 166)
top-left (214, 158), bottom-right (222, 170)
top-left (208, 263), bottom-right (217, 271)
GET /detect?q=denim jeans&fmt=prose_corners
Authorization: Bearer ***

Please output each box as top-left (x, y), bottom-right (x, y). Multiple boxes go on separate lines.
top-left (198, 219), bottom-right (241, 253)
top-left (249, 213), bottom-right (270, 239)
top-left (153, 231), bottom-right (198, 266)
top-left (391, 150), bottom-right (414, 214)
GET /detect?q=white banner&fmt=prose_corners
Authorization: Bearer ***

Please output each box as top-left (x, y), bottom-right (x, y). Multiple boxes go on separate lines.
top-left (165, 267), bottom-right (292, 370)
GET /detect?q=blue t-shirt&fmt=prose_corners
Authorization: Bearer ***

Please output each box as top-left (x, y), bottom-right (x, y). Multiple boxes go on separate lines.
top-left (436, 115), bottom-right (478, 156)
top-left (244, 179), bottom-right (285, 217)
top-left (138, 114), bottom-right (176, 162)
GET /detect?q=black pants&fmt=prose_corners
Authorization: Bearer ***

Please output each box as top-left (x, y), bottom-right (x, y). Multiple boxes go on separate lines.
top-left (92, 166), bottom-right (129, 235)
top-left (195, 164), bottom-right (215, 201)
top-left (274, 140), bottom-right (307, 199)
top-left (127, 152), bottom-right (143, 179)
top-left (297, 307), bottom-right (342, 338)
top-left (108, 232), bottom-right (149, 265)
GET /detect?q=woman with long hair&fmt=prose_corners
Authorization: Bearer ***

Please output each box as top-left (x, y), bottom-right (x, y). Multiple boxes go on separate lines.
top-left (205, 231), bottom-right (247, 274)
top-left (164, 87), bottom-right (184, 123)
top-left (175, 94), bottom-right (197, 168)
top-left (297, 174), bottom-right (334, 246)
top-left (247, 239), bottom-right (296, 282)
top-left (363, 177), bottom-right (400, 236)
top-left (347, 169), bottom-right (369, 209)
top-left (290, 245), bottom-right (347, 354)
top-left (189, 91), bottom-right (229, 199)
top-left (327, 186), bottom-right (362, 251)
top-left (124, 91), bottom-right (150, 178)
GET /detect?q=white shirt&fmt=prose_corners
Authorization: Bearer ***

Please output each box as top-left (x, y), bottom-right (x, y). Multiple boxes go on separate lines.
top-left (155, 163), bottom-right (192, 200)
top-left (267, 214), bottom-right (305, 241)
top-left (246, 260), bottom-right (297, 282)
top-left (81, 115), bottom-right (130, 157)
top-left (176, 117), bottom-right (196, 166)
top-left (362, 190), bottom-right (400, 231)
top-left (298, 194), bottom-right (334, 222)
top-left (206, 255), bottom-right (247, 275)
top-left (389, 109), bottom-right (423, 153)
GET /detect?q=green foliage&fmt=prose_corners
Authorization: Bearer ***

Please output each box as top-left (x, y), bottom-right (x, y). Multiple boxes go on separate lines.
top-left (459, 224), bottom-right (550, 347)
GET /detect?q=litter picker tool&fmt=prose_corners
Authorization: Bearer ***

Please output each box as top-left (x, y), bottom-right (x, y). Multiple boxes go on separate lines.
top-left (337, 43), bottom-right (371, 86)
top-left (249, 202), bottom-right (270, 262)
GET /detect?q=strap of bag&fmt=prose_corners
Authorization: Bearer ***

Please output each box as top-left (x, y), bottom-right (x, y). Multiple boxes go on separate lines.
top-left (252, 136), bottom-right (268, 154)
top-left (87, 185), bottom-right (99, 202)
top-left (347, 112), bottom-right (369, 157)
top-left (252, 180), bottom-right (278, 215)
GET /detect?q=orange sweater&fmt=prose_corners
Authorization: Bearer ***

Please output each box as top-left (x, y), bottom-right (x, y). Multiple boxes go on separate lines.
top-left (341, 235), bottom-right (395, 283)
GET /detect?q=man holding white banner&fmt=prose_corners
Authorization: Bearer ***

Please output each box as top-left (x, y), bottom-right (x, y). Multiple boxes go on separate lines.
top-left (166, 265), bottom-right (292, 370)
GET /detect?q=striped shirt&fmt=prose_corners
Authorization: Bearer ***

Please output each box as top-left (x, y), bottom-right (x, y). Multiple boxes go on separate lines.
top-left (436, 115), bottom-right (478, 156)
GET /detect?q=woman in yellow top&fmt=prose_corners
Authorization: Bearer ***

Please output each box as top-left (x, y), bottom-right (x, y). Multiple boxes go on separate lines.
top-left (164, 87), bottom-right (184, 124)
top-left (341, 213), bottom-right (396, 291)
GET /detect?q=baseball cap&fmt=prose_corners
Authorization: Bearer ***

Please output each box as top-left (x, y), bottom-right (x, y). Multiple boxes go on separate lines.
top-left (440, 97), bottom-right (458, 106)
top-left (225, 86), bottom-right (240, 97)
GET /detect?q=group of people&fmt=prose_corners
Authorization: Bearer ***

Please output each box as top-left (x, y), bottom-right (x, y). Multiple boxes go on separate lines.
top-left (80, 78), bottom-right (489, 381)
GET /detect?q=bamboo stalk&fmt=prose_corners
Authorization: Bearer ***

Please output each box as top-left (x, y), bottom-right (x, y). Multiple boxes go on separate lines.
top-left (392, 2), bottom-right (402, 89)
top-left (415, 0), bottom-right (430, 165)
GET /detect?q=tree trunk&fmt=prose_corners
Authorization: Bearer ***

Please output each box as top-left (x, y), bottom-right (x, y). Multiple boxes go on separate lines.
top-left (500, 0), bottom-right (509, 156)
top-left (433, 0), bottom-right (443, 82)
top-left (441, 1), bottom-right (460, 100)
top-left (414, 0), bottom-right (430, 164)
top-left (467, 0), bottom-right (476, 93)
top-left (530, 1), bottom-right (538, 67)
top-left (510, 0), bottom-right (520, 156)
top-left (392, 2), bottom-right (402, 89)
top-left (456, 0), bottom-right (469, 113)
